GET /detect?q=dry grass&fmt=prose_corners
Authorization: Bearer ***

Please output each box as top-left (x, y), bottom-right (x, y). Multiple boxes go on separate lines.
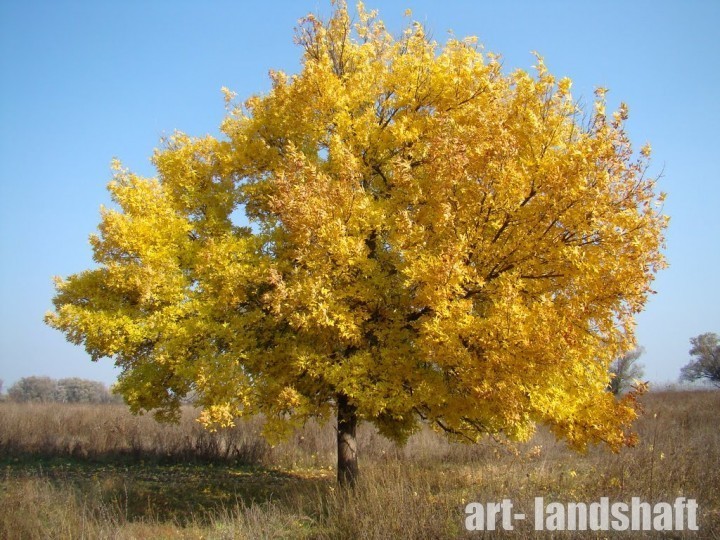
top-left (0, 402), bottom-right (269, 464)
top-left (1, 389), bottom-right (718, 538)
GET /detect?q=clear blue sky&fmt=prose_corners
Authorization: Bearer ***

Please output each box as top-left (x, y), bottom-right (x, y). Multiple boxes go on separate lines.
top-left (1, 1), bottom-right (718, 389)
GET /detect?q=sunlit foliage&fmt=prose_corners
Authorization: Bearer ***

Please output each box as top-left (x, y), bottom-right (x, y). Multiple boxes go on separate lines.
top-left (47, 2), bottom-right (667, 452)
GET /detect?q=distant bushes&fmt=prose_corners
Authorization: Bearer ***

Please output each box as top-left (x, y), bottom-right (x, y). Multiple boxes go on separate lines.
top-left (7, 376), bottom-right (57, 403)
top-left (6, 376), bottom-right (118, 404)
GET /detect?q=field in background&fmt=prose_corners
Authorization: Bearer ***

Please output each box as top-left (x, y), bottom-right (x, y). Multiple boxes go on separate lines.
top-left (1, 390), bottom-right (718, 539)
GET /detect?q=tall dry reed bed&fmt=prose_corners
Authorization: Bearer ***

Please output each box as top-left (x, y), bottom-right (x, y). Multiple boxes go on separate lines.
top-left (1, 389), bottom-right (718, 538)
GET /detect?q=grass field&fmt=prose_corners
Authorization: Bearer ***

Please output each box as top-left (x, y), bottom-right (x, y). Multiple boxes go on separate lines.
top-left (1, 389), bottom-right (718, 539)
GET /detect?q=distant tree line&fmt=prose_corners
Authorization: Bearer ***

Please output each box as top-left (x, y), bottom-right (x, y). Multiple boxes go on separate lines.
top-left (3, 376), bottom-right (119, 404)
top-left (606, 332), bottom-right (720, 395)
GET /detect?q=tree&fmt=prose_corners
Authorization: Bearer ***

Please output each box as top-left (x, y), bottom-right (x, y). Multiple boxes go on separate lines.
top-left (6, 376), bottom-right (113, 403)
top-left (8, 376), bottom-right (58, 403)
top-left (608, 348), bottom-right (645, 395)
top-left (680, 333), bottom-right (720, 387)
top-left (46, 3), bottom-right (667, 486)
top-left (57, 377), bottom-right (113, 403)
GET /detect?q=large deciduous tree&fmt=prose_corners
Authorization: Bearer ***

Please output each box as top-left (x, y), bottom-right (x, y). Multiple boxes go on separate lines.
top-left (47, 3), bottom-right (667, 485)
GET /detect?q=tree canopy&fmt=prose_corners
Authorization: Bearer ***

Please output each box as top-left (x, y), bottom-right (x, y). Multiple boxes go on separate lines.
top-left (8, 376), bottom-right (58, 403)
top-left (47, 3), bottom-right (667, 483)
top-left (608, 348), bottom-right (645, 395)
top-left (7, 376), bottom-right (113, 403)
top-left (680, 333), bottom-right (720, 387)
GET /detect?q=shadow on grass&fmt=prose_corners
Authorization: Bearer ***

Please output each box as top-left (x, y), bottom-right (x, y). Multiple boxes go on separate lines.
top-left (1, 456), bottom-right (333, 525)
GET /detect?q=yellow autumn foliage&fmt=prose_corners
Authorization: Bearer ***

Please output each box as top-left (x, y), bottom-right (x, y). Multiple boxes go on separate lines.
top-left (47, 2), bottom-right (666, 451)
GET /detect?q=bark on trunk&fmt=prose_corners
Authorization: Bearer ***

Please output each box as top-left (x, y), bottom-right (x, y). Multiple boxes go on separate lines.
top-left (336, 393), bottom-right (359, 487)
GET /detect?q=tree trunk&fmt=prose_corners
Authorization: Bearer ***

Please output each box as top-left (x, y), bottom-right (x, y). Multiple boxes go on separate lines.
top-left (336, 392), bottom-right (359, 487)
